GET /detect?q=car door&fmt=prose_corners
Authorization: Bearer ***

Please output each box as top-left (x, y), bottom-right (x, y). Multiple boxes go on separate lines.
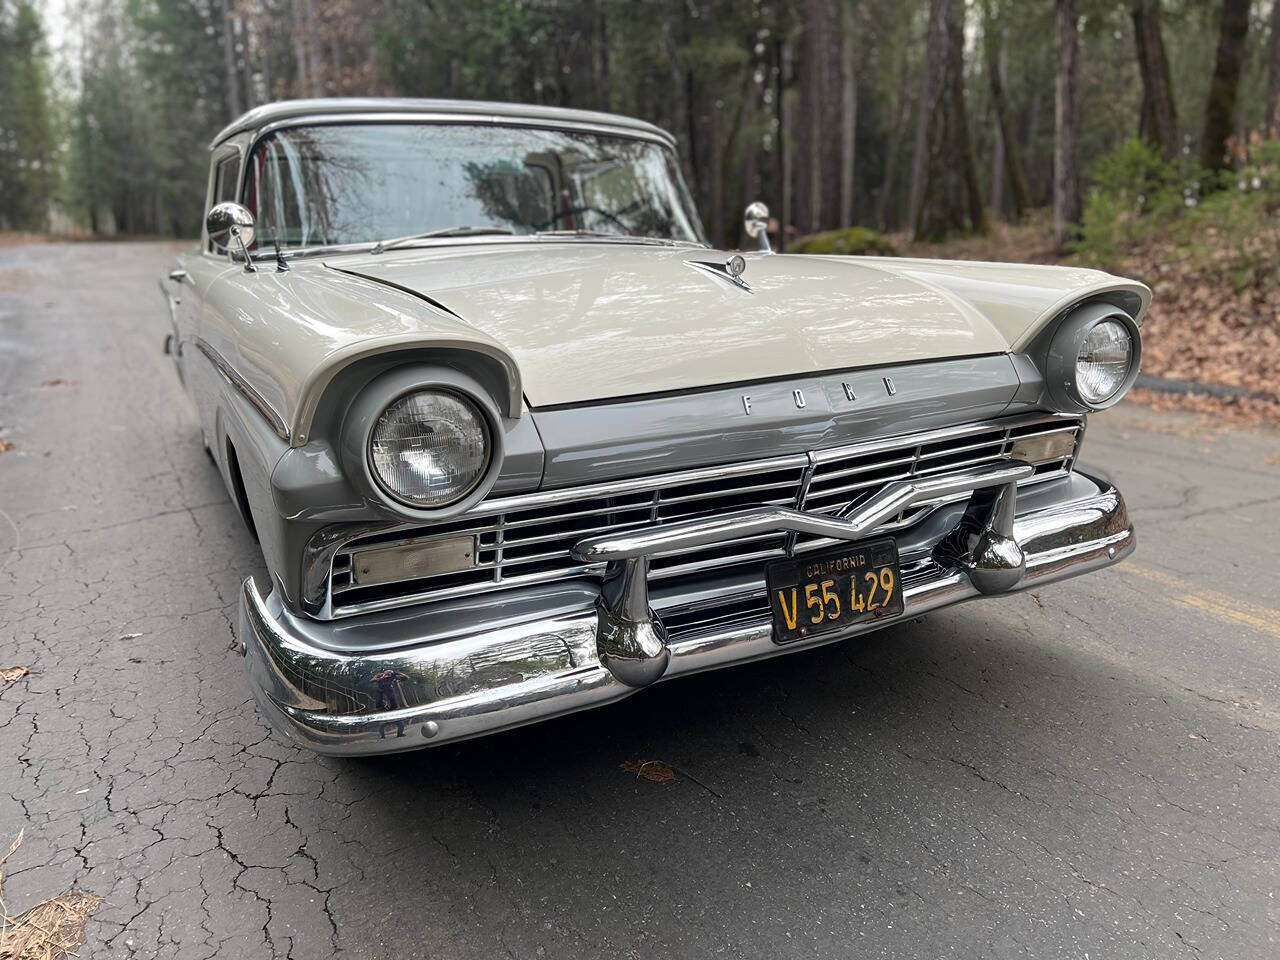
top-left (172, 145), bottom-right (244, 443)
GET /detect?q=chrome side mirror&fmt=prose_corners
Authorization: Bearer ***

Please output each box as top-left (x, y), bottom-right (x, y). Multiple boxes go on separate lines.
top-left (206, 202), bottom-right (257, 272)
top-left (744, 201), bottom-right (771, 253)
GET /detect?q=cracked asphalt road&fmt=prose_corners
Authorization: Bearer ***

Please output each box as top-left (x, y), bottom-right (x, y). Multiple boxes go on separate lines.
top-left (2, 241), bottom-right (1279, 959)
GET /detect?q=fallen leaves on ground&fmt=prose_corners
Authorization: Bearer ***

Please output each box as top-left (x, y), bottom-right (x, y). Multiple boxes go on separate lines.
top-left (621, 760), bottom-right (677, 783)
top-left (0, 443), bottom-right (11, 453)
top-left (117, 633), bottom-right (142, 641)
top-left (1128, 387), bottom-right (1280, 425)
top-left (38, 379), bottom-right (73, 388)
top-left (0, 831), bottom-right (102, 960)
top-left (0, 668), bottom-right (29, 684)
top-left (0, 233), bottom-right (49, 247)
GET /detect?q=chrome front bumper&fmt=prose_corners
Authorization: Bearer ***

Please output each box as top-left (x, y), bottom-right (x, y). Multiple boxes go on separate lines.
top-left (240, 470), bottom-right (1134, 755)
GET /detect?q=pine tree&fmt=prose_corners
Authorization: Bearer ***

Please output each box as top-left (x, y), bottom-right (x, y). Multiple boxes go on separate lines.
top-left (0, 0), bottom-right (58, 231)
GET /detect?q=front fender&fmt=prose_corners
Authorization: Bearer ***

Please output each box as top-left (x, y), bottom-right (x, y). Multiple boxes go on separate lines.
top-left (845, 256), bottom-right (1151, 351)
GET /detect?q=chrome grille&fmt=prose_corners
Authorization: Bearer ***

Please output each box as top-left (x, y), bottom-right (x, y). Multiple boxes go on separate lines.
top-left (793, 417), bottom-right (1083, 552)
top-left (327, 413), bottom-right (1083, 618)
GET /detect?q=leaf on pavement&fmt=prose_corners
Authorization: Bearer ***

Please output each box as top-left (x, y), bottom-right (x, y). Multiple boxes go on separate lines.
top-left (0, 442), bottom-right (12, 453)
top-left (621, 760), bottom-right (676, 783)
top-left (39, 378), bottom-right (74, 388)
top-left (118, 633), bottom-right (143, 641)
top-left (0, 830), bottom-right (22, 869)
top-left (1, 666), bottom-right (30, 684)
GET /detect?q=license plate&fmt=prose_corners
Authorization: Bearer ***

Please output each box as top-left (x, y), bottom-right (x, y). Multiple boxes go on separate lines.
top-left (765, 538), bottom-right (904, 644)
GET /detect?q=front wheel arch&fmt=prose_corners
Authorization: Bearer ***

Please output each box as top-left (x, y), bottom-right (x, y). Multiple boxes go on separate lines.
top-left (224, 438), bottom-right (259, 543)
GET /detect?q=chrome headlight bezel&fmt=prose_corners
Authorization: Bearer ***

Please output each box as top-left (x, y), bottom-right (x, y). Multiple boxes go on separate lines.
top-left (341, 365), bottom-right (505, 520)
top-left (1045, 302), bottom-right (1143, 413)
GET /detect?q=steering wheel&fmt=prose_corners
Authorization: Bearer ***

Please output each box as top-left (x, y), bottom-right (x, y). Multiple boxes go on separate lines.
top-left (540, 205), bottom-right (633, 233)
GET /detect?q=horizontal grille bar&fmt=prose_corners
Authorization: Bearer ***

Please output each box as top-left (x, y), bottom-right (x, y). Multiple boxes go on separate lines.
top-left (327, 412), bottom-right (1084, 618)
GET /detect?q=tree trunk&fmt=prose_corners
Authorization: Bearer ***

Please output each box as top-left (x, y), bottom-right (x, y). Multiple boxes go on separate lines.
top-left (299, 0), bottom-right (323, 97)
top-left (718, 68), bottom-right (753, 242)
top-left (877, 44), bottom-right (912, 231)
top-left (1268, 0), bottom-right (1280, 137)
top-left (261, 24), bottom-right (274, 103)
top-left (778, 40), bottom-right (788, 252)
top-left (1200, 0), bottom-right (1250, 173)
top-left (906, 25), bottom-right (931, 232)
top-left (219, 0), bottom-right (242, 120)
top-left (990, 98), bottom-right (1004, 217)
top-left (839, 1), bottom-right (858, 227)
top-left (292, 0), bottom-right (309, 97)
top-left (684, 68), bottom-right (700, 206)
top-left (742, 114), bottom-right (759, 246)
top-left (956, 53), bottom-right (987, 236)
top-left (1054, 0), bottom-right (1081, 251)
top-left (709, 94), bottom-right (724, 246)
top-left (800, 0), bottom-right (826, 234)
top-left (914, 0), bottom-right (985, 241)
top-left (986, 23), bottom-right (1030, 220)
top-left (596, 4), bottom-right (610, 112)
top-left (777, 37), bottom-right (791, 252)
top-left (1131, 0), bottom-right (1178, 161)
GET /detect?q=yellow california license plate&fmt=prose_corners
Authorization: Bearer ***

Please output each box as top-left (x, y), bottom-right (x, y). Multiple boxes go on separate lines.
top-left (765, 538), bottom-right (904, 644)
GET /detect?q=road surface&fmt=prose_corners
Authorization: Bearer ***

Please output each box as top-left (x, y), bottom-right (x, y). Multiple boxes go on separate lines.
top-left (2, 242), bottom-right (1278, 959)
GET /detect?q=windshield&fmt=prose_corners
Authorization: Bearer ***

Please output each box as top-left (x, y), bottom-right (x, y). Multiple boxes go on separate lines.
top-left (243, 122), bottom-right (706, 249)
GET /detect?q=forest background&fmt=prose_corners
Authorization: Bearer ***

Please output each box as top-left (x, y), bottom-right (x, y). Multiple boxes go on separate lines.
top-left (2, 0), bottom-right (1278, 418)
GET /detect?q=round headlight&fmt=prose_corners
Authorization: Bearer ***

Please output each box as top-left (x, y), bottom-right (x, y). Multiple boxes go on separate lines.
top-left (1075, 319), bottom-right (1134, 404)
top-left (369, 391), bottom-right (490, 508)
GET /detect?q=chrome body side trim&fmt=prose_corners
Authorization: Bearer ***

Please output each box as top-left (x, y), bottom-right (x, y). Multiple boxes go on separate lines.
top-left (241, 472), bottom-right (1134, 755)
top-left (189, 337), bottom-right (290, 442)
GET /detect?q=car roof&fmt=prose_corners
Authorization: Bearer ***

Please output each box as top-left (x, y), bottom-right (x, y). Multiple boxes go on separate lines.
top-left (209, 97), bottom-right (677, 150)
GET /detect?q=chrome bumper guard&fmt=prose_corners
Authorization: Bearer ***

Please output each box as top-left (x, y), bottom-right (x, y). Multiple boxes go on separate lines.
top-left (240, 465), bottom-right (1134, 755)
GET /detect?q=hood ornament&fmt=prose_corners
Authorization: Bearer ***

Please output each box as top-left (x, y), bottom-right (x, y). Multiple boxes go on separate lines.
top-left (685, 254), bottom-right (752, 293)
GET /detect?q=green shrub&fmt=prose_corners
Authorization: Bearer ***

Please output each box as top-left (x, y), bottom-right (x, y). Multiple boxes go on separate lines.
top-left (1071, 138), bottom-right (1201, 270)
top-left (1072, 135), bottom-right (1280, 289)
top-left (789, 227), bottom-right (898, 257)
top-left (1090, 138), bottom-right (1185, 216)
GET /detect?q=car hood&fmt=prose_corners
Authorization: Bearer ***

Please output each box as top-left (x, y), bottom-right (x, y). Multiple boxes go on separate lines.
top-left (325, 243), bottom-right (1018, 408)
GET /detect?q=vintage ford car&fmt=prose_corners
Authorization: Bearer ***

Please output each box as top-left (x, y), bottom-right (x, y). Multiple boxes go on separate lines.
top-left (161, 98), bottom-right (1145, 755)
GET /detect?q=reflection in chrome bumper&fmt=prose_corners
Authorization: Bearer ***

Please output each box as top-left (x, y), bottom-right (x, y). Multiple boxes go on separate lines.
top-left (240, 476), bottom-right (1134, 755)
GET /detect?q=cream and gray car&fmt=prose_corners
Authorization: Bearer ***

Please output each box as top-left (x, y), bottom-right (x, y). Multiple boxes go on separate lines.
top-left (161, 98), bottom-right (1146, 755)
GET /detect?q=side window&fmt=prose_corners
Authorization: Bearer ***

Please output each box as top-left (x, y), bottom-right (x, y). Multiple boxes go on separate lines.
top-left (214, 155), bottom-right (241, 203)
top-left (207, 154), bottom-right (242, 251)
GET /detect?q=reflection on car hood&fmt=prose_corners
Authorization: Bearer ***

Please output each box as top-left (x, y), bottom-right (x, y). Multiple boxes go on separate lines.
top-left (325, 242), bottom-right (1124, 408)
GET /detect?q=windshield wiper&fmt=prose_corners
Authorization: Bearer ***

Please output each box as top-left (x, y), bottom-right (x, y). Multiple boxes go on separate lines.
top-left (535, 229), bottom-right (685, 246)
top-left (534, 229), bottom-right (620, 238)
top-left (372, 225), bottom-right (513, 254)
